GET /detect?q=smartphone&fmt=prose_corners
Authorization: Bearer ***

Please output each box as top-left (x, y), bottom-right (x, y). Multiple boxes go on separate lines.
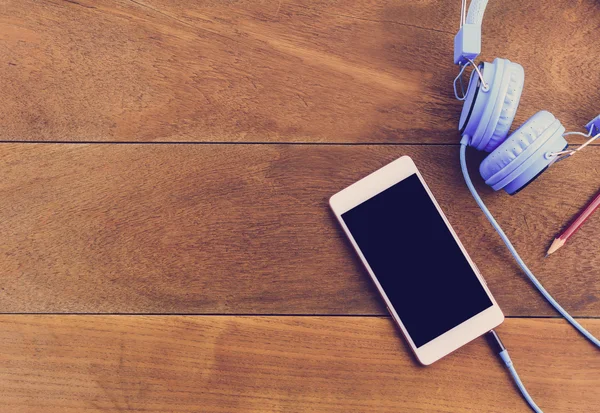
top-left (330, 156), bottom-right (504, 365)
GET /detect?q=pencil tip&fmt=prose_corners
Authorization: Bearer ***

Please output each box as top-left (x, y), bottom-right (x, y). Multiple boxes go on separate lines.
top-left (546, 238), bottom-right (565, 257)
top-left (544, 253), bottom-right (549, 258)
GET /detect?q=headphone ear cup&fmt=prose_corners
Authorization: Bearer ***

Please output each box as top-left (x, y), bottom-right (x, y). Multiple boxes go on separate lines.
top-left (462, 58), bottom-right (524, 152)
top-left (479, 111), bottom-right (568, 195)
top-left (481, 63), bottom-right (524, 152)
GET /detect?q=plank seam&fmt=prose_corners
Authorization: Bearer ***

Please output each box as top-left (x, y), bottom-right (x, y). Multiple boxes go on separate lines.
top-left (0, 141), bottom-right (597, 147)
top-left (0, 313), bottom-right (597, 318)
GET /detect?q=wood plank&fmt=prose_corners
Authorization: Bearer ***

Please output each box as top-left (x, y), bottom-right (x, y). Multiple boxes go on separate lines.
top-left (0, 316), bottom-right (597, 412)
top-left (0, 0), bottom-right (597, 143)
top-left (1, 143), bottom-right (599, 316)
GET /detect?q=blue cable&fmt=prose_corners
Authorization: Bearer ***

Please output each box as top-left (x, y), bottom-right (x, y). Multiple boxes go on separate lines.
top-left (459, 138), bottom-right (600, 348)
top-left (500, 349), bottom-right (543, 413)
top-left (487, 330), bottom-right (543, 412)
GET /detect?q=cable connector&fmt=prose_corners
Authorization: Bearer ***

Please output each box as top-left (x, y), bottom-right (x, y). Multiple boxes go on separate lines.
top-left (454, 24), bottom-right (481, 65)
top-left (485, 330), bottom-right (543, 413)
top-left (485, 329), bottom-right (506, 353)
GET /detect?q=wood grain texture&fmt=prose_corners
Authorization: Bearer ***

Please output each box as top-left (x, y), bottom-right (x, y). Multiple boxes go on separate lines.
top-left (1, 143), bottom-right (599, 315)
top-left (1, 2), bottom-right (598, 411)
top-left (0, 0), bottom-right (597, 143)
top-left (0, 316), bottom-right (597, 413)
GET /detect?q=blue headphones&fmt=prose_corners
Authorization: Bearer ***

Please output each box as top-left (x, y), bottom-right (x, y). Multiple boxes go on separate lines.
top-left (453, 4), bottom-right (599, 409)
top-left (454, 0), bottom-right (599, 195)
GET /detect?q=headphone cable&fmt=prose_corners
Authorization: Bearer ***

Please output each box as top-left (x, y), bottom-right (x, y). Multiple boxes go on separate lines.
top-left (486, 330), bottom-right (543, 412)
top-left (459, 137), bottom-right (600, 348)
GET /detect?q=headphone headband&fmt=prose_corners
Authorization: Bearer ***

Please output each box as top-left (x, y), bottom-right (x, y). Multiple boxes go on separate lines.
top-left (465, 0), bottom-right (489, 26)
top-left (454, 0), bottom-right (489, 65)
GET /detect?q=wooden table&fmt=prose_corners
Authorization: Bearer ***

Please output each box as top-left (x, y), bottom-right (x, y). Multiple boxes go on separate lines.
top-left (0, 1), bottom-right (598, 411)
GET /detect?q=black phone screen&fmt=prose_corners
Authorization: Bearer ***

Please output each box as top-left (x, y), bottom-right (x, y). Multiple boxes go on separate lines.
top-left (341, 173), bottom-right (493, 348)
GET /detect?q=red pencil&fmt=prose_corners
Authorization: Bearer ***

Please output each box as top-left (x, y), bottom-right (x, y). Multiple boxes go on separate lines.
top-left (546, 189), bottom-right (600, 256)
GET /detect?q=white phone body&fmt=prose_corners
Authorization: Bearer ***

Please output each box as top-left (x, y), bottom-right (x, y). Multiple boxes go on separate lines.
top-left (330, 156), bottom-right (504, 365)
